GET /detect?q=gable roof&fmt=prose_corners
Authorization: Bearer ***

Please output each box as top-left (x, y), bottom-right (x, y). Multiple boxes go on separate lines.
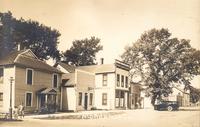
top-left (55, 62), bottom-right (75, 73)
top-left (0, 50), bottom-right (26, 65)
top-left (0, 49), bottom-right (62, 73)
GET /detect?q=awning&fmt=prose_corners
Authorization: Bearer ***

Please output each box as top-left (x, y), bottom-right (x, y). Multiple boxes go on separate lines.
top-left (37, 88), bottom-right (58, 95)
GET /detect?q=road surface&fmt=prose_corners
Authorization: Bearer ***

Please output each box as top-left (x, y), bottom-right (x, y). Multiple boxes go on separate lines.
top-left (0, 108), bottom-right (199, 127)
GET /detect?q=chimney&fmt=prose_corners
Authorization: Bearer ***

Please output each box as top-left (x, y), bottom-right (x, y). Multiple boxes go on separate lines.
top-left (17, 44), bottom-right (21, 51)
top-left (100, 58), bottom-right (104, 64)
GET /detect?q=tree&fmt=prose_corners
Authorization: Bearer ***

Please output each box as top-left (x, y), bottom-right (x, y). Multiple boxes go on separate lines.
top-left (0, 11), bottom-right (61, 60)
top-left (121, 28), bottom-right (200, 105)
top-left (62, 36), bottom-right (103, 66)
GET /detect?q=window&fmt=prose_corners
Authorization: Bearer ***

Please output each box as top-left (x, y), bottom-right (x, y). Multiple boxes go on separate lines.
top-left (121, 75), bottom-right (124, 87)
top-left (0, 93), bottom-right (3, 101)
top-left (102, 93), bottom-right (107, 105)
top-left (53, 74), bottom-right (58, 88)
top-left (78, 92), bottom-right (82, 106)
top-left (125, 76), bottom-right (128, 88)
top-left (115, 90), bottom-right (120, 98)
top-left (0, 93), bottom-right (3, 107)
top-left (89, 93), bottom-right (93, 105)
top-left (25, 92), bottom-right (32, 107)
top-left (121, 91), bottom-right (124, 98)
top-left (117, 74), bottom-right (120, 87)
top-left (102, 74), bottom-right (107, 86)
top-left (0, 68), bottom-right (3, 83)
top-left (26, 69), bottom-right (33, 85)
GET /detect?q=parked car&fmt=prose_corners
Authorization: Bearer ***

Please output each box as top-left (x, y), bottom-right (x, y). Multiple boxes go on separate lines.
top-left (154, 101), bottom-right (179, 111)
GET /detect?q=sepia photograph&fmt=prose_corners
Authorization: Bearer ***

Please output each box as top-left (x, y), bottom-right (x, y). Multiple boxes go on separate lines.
top-left (0, 0), bottom-right (200, 127)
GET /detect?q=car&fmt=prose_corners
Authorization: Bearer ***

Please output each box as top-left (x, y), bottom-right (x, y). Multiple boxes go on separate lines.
top-left (154, 101), bottom-right (179, 111)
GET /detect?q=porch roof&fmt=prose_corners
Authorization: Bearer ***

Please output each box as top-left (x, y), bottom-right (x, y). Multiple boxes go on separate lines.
top-left (37, 88), bottom-right (58, 95)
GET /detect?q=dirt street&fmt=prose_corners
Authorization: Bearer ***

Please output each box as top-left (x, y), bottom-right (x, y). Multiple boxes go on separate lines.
top-left (0, 108), bottom-right (199, 127)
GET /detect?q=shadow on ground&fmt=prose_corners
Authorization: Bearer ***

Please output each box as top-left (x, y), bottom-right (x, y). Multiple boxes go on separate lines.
top-left (0, 119), bottom-right (23, 122)
top-left (179, 109), bottom-right (200, 111)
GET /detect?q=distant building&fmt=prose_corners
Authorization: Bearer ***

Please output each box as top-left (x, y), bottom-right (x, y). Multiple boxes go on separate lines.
top-left (128, 82), bottom-right (143, 109)
top-left (0, 49), bottom-right (62, 113)
top-left (55, 60), bottom-right (130, 111)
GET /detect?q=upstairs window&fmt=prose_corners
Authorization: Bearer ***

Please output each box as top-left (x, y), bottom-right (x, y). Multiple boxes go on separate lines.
top-left (102, 74), bottom-right (107, 86)
top-left (125, 76), bottom-right (128, 88)
top-left (121, 75), bottom-right (124, 87)
top-left (26, 69), bottom-right (33, 85)
top-left (117, 74), bottom-right (120, 87)
top-left (53, 74), bottom-right (58, 88)
top-left (0, 68), bottom-right (3, 83)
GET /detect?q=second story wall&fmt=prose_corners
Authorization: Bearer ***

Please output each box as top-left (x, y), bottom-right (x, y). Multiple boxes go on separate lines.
top-left (115, 67), bottom-right (129, 90)
top-left (15, 66), bottom-right (61, 107)
top-left (76, 69), bottom-right (95, 91)
top-left (95, 73), bottom-right (115, 88)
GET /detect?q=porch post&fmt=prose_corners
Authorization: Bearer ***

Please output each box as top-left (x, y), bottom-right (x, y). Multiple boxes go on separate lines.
top-left (45, 94), bottom-right (48, 108)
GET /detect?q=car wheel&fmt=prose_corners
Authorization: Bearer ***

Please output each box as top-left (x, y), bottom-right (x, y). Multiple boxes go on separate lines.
top-left (167, 106), bottom-right (173, 111)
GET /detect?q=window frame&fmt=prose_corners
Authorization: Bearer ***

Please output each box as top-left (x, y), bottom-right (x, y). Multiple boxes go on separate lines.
top-left (0, 67), bottom-right (4, 83)
top-left (52, 73), bottom-right (58, 88)
top-left (25, 92), bottom-right (33, 107)
top-left (102, 73), bottom-right (107, 86)
top-left (125, 76), bottom-right (128, 88)
top-left (0, 92), bottom-right (3, 101)
top-left (26, 68), bottom-right (33, 85)
top-left (117, 74), bottom-right (120, 87)
top-left (121, 75), bottom-right (124, 87)
top-left (102, 93), bottom-right (107, 105)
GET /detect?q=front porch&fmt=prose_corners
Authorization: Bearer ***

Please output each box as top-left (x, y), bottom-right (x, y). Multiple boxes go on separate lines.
top-left (37, 88), bottom-right (59, 113)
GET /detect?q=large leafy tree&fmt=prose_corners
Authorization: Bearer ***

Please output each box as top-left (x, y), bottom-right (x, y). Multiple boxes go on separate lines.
top-left (121, 28), bottom-right (200, 105)
top-left (0, 11), bottom-right (61, 60)
top-left (62, 36), bottom-right (103, 66)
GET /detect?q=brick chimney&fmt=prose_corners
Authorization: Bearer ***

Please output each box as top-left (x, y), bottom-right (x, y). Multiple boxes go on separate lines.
top-left (100, 58), bottom-right (104, 64)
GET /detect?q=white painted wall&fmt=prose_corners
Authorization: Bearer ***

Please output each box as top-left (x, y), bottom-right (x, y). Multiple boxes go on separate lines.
top-left (0, 66), bottom-right (15, 113)
top-left (66, 87), bottom-right (76, 111)
top-left (141, 92), bottom-right (153, 109)
top-left (94, 73), bottom-right (115, 110)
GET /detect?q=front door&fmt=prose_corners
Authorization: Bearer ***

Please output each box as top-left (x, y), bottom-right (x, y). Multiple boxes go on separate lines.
top-left (40, 94), bottom-right (45, 107)
top-left (84, 93), bottom-right (88, 110)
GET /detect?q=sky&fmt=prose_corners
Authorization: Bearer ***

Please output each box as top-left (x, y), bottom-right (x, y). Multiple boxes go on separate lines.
top-left (0, 0), bottom-right (200, 87)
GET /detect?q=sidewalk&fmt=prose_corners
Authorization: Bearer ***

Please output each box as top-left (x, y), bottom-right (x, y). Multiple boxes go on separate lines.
top-left (24, 110), bottom-right (125, 120)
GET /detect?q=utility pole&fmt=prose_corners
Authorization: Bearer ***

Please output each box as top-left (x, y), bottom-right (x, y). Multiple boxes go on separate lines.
top-left (9, 77), bottom-right (14, 120)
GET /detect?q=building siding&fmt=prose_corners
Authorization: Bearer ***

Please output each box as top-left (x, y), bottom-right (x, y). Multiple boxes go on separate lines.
top-left (14, 66), bottom-right (61, 113)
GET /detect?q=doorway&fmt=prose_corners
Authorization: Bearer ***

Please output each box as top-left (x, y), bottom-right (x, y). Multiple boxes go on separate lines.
top-left (84, 93), bottom-right (88, 110)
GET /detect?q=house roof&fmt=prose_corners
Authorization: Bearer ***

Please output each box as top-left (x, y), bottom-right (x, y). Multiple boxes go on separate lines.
top-left (55, 62), bottom-right (75, 73)
top-left (76, 64), bottom-right (116, 74)
top-left (0, 50), bottom-right (26, 65)
top-left (37, 88), bottom-right (58, 95)
top-left (0, 49), bottom-right (62, 73)
top-left (62, 73), bottom-right (76, 86)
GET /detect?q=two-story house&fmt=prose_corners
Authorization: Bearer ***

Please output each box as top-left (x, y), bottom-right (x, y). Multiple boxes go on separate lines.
top-left (0, 49), bottom-right (62, 113)
top-left (56, 59), bottom-right (130, 111)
